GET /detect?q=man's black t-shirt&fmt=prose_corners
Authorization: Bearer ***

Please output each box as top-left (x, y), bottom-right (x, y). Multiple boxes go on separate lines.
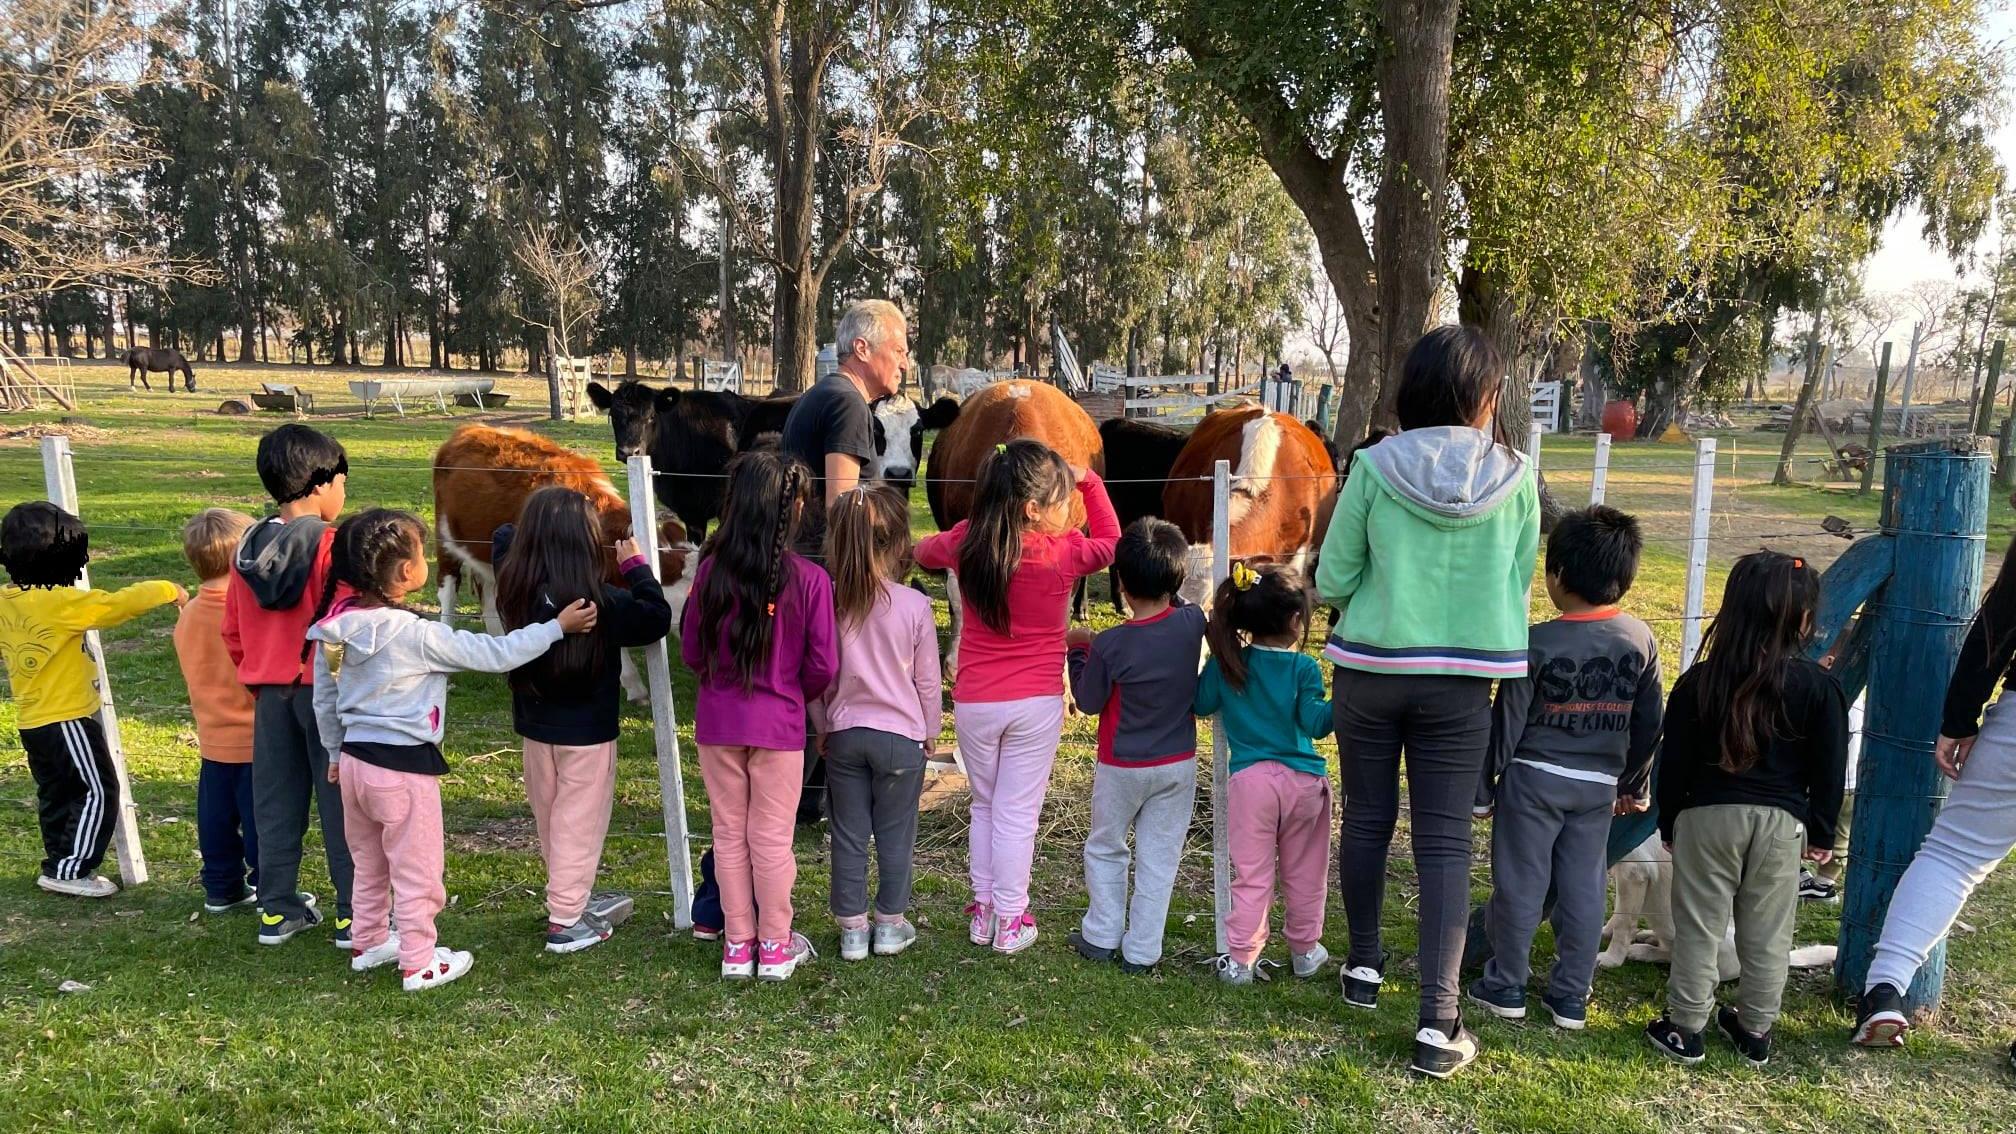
top-left (779, 373), bottom-right (877, 556)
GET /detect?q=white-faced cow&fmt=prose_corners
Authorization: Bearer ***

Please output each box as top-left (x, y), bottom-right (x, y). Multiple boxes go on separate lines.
top-left (586, 379), bottom-right (957, 539)
top-left (1160, 407), bottom-right (1337, 609)
top-left (432, 424), bottom-right (694, 701)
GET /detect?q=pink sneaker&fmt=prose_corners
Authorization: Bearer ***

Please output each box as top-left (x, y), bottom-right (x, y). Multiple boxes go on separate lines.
top-left (965, 901), bottom-right (994, 946)
top-left (721, 937), bottom-right (756, 979)
top-left (758, 932), bottom-right (816, 981)
top-left (993, 912), bottom-right (1038, 955)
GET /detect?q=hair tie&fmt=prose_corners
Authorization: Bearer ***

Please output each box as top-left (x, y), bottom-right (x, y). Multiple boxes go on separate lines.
top-left (766, 602), bottom-right (777, 618)
top-left (1231, 562), bottom-right (1258, 591)
top-left (995, 442), bottom-right (1008, 454)
top-left (1791, 557), bottom-right (1805, 569)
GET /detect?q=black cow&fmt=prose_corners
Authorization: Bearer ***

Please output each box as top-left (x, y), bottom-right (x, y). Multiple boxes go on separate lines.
top-left (1095, 416), bottom-right (1191, 612)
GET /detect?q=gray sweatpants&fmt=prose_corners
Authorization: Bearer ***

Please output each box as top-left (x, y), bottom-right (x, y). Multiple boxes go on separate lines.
top-left (251, 685), bottom-right (352, 921)
top-left (1081, 757), bottom-right (1197, 966)
top-left (825, 727), bottom-right (927, 919)
top-left (1868, 693), bottom-right (2016, 992)
top-left (1478, 763), bottom-right (1614, 1002)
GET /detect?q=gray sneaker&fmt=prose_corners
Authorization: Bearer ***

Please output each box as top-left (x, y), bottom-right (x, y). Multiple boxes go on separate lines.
top-left (838, 924), bottom-right (872, 962)
top-left (871, 919), bottom-right (918, 957)
top-left (545, 912), bottom-right (614, 955)
top-left (1215, 955), bottom-right (1254, 986)
top-left (586, 892), bottom-right (635, 927)
top-left (257, 892), bottom-right (322, 946)
top-left (1291, 943), bottom-right (1330, 979)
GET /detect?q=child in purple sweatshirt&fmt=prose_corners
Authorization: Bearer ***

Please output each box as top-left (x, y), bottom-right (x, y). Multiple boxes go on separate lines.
top-left (680, 452), bottom-right (838, 982)
top-left (813, 485), bottom-right (942, 961)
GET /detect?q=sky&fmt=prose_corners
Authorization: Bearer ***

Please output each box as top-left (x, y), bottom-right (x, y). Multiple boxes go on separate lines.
top-left (1860, 5), bottom-right (2016, 294)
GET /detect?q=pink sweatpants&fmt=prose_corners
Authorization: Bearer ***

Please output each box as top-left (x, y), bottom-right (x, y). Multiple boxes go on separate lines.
top-left (1226, 760), bottom-right (1333, 966)
top-left (955, 696), bottom-right (1066, 920)
top-left (522, 739), bottom-right (618, 925)
top-left (697, 745), bottom-right (803, 943)
top-left (339, 754), bottom-right (446, 973)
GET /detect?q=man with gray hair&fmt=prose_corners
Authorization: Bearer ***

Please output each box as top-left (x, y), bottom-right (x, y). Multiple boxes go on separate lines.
top-left (780, 298), bottom-right (910, 554)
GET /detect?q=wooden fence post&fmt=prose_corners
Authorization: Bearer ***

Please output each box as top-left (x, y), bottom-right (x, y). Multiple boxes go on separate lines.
top-left (1971, 339), bottom-right (2006, 437)
top-left (1861, 341), bottom-right (1893, 497)
top-left (1813, 437), bottom-right (1991, 1010)
top-left (39, 437), bottom-right (147, 885)
top-left (626, 455), bottom-right (694, 928)
top-left (1680, 438), bottom-right (1717, 671)
top-left (1210, 458), bottom-right (1232, 955)
top-left (1897, 323), bottom-right (1923, 420)
top-left (1591, 433), bottom-right (1611, 506)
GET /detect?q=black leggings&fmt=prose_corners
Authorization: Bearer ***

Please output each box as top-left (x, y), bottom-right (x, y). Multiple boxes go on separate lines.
top-left (1333, 669), bottom-right (1493, 1030)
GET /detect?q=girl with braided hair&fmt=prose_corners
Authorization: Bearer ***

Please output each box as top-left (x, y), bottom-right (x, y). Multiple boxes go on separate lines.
top-left (913, 439), bottom-right (1120, 955)
top-left (680, 451), bottom-right (839, 981)
top-left (306, 509), bottom-right (596, 991)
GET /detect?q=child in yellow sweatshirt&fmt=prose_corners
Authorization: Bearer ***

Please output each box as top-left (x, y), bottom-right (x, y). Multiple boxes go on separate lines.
top-left (0, 502), bottom-right (185, 897)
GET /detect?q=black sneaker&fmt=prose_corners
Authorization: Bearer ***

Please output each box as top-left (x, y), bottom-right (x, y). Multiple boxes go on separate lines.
top-left (1466, 979), bottom-right (1528, 1021)
top-left (330, 916), bottom-right (354, 951)
top-left (203, 888), bottom-right (256, 914)
top-left (1717, 1005), bottom-right (1773, 1067)
top-left (1118, 957), bottom-right (1156, 975)
top-left (1543, 991), bottom-right (1588, 1031)
top-left (1798, 869), bottom-right (1840, 903)
top-left (1410, 1025), bottom-right (1480, 1079)
top-left (1851, 982), bottom-right (1909, 1047)
top-left (1341, 951), bottom-right (1388, 1010)
top-left (256, 892), bottom-right (322, 946)
top-left (1644, 1016), bottom-right (1705, 1065)
top-left (1067, 929), bottom-right (1116, 964)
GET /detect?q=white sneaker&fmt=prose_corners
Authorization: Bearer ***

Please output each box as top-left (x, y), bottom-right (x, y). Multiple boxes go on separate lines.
top-left (350, 932), bottom-right (403, 972)
top-left (38, 874), bottom-right (117, 898)
top-left (1291, 943), bottom-right (1330, 979)
top-left (402, 947), bottom-right (474, 992)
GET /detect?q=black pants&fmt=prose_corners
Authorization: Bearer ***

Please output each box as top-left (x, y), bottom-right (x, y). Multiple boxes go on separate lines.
top-left (825, 727), bottom-right (927, 918)
top-left (22, 716), bottom-right (119, 881)
top-left (1333, 669), bottom-right (1493, 1029)
top-left (251, 685), bottom-right (352, 920)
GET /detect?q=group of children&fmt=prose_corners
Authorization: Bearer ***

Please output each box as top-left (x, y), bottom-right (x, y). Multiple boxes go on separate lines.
top-left (0, 324), bottom-right (1884, 1078)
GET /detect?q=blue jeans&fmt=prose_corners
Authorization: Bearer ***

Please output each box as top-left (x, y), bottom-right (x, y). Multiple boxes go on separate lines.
top-left (198, 760), bottom-right (258, 903)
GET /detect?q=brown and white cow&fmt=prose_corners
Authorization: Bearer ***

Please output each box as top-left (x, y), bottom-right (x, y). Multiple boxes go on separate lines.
top-left (924, 380), bottom-right (1104, 675)
top-left (431, 425), bottom-right (694, 700)
top-left (1160, 406), bottom-right (1337, 608)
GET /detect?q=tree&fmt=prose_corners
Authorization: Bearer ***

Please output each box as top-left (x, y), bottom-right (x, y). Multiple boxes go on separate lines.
top-left (514, 222), bottom-right (601, 418)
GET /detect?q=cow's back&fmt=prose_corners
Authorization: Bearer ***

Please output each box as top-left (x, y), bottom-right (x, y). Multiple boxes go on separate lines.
top-left (433, 425), bottom-right (626, 572)
top-left (1162, 408), bottom-right (1335, 559)
top-left (926, 381), bottom-right (1102, 530)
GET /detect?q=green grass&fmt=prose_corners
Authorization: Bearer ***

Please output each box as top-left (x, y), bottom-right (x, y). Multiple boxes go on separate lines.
top-left (2, 361), bottom-right (2014, 1131)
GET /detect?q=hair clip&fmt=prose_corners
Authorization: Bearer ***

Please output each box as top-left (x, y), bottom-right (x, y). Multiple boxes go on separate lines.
top-left (1231, 561), bottom-right (1258, 592)
top-left (1791, 557), bottom-right (1805, 569)
top-left (766, 602), bottom-right (777, 618)
top-left (995, 442), bottom-right (1008, 454)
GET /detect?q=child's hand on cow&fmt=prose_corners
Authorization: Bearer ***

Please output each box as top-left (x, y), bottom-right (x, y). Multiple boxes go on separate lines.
top-left (1065, 626), bottom-right (1094, 650)
top-left (558, 599), bottom-right (599, 634)
top-left (1802, 846), bottom-right (1833, 865)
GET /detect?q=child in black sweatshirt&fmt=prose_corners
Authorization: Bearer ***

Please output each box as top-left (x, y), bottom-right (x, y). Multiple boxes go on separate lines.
top-left (1646, 552), bottom-right (1847, 1068)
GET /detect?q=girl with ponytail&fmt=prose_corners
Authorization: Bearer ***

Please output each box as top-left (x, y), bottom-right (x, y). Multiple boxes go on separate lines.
top-left (679, 451), bottom-right (838, 981)
top-left (306, 509), bottom-right (596, 992)
top-left (913, 438), bottom-right (1120, 955)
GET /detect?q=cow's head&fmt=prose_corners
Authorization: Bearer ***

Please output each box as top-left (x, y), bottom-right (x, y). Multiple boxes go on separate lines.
top-left (587, 380), bottom-right (677, 461)
top-left (869, 395), bottom-right (960, 496)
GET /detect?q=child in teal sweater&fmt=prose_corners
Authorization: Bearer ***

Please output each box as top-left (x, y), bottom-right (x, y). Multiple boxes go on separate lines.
top-left (1314, 325), bottom-right (1540, 1081)
top-left (1194, 562), bottom-right (1333, 987)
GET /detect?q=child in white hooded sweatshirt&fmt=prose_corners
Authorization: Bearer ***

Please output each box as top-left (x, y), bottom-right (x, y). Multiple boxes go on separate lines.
top-left (307, 509), bottom-right (595, 991)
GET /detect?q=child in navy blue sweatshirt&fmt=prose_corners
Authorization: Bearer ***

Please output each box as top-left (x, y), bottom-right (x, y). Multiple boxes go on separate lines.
top-left (1066, 519), bottom-right (1207, 972)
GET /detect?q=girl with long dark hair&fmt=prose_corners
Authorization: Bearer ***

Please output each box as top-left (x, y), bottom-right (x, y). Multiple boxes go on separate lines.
top-left (1646, 551), bottom-right (1847, 1067)
top-left (817, 484), bottom-right (941, 961)
top-left (913, 439), bottom-right (1120, 955)
top-left (307, 509), bottom-right (596, 991)
top-left (1315, 325), bottom-right (1539, 1079)
top-left (679, 451), bottom-right (838, 981)
top-left (493, 486), bottom-right (672, 955)
top-left (1855, 530), bottom-right (2016, 1067)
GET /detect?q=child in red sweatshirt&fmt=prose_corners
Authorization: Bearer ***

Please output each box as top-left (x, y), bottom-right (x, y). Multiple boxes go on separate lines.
top-left (222, 424), bottom-right (353, 949)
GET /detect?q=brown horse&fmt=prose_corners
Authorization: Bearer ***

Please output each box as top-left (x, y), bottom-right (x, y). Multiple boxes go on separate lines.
top-left (126, 347), bottom-right (195, 392)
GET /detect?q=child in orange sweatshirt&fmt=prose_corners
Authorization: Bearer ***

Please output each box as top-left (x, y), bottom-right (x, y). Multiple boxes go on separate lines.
top-left (174, 508), bottom-right (260, 913)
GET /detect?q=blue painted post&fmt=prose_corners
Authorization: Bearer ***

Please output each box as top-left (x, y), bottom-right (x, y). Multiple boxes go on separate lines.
top-left (1833, 436), bottom-right (1991, 1008)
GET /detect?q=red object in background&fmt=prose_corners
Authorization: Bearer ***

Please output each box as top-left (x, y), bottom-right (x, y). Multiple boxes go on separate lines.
top-left (1601, 400), bottom-right (1639, 442)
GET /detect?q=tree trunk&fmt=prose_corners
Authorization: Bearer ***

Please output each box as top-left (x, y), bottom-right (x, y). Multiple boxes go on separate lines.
top-left (1370, 0), bottom-right (1458, 419)
top-left (331, 312), bottom-right (349, 366)
top-left (1775, 317), bottom-right (1829, 486)
top-left (1575, 327), bottom-right (1607, 430)
top-left (546, 329), bottom-right (563, 421)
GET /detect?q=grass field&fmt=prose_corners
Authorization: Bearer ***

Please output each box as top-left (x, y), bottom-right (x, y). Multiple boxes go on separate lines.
top-left (1, 360), bottom-right (2012, 1132)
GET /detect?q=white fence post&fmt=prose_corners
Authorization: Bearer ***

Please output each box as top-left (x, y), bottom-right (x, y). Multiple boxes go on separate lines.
top-left (627, 455), bottom-right (694, 927)
top-left (1680, 438), bottom-right (1718, 670)
top-left (1210, 458), bottom-right (1233, 955)
top-left (1527, 422), bottom-right (1545, 468)
top-left (39, 437), bottom-right (148, 886)
top-left (1591, 433), bottom-right (1611, 506)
